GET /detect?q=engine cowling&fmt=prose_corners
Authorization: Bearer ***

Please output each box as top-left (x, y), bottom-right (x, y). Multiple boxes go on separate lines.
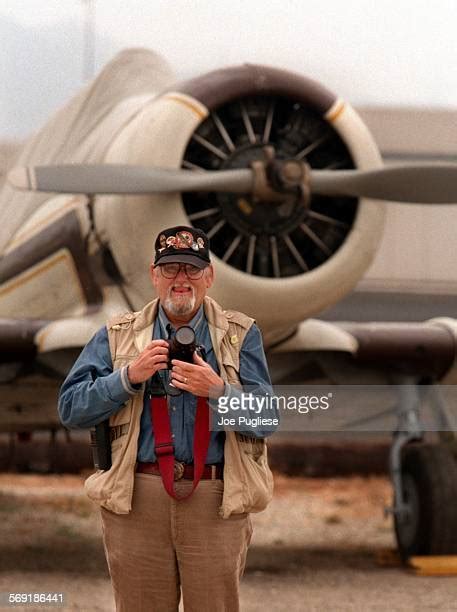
top-left (177, 65), bottom-right (385, 334)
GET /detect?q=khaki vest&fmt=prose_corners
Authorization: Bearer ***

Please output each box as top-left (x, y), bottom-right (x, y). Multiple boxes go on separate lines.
top-left (84, 295), bottom-right (274, 518)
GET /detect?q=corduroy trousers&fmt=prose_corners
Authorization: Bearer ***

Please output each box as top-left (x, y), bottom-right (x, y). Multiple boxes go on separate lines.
top-left (101, 473), bottom-right (252, 612)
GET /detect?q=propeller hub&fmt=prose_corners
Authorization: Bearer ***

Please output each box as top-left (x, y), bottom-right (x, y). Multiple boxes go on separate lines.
top-left (214, 144), bottom-right (308, 235)
top-left (255, 146), bottom-right (311, 207)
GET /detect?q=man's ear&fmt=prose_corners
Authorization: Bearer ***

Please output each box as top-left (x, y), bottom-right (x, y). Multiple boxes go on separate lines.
top-left (205, 264), bottom-right (215, 289)
top-left (150, 264), bottom-right (158, 288)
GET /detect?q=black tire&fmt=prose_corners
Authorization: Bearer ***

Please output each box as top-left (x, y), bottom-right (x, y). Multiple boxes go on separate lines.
top-left (394, 444), bottom-right (457, 559)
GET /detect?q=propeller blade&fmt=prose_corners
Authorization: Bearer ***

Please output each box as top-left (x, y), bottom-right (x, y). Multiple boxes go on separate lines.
top-left (8, 164), bottom-right (254, 195)
top-left (310, 164), bottom-right (457, 204)
top-left (10, 162), bottom-right (457, 204)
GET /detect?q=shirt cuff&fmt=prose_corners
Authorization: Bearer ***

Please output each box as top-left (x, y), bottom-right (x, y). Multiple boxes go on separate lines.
top-left (120, 366), bottom-right (143, 395)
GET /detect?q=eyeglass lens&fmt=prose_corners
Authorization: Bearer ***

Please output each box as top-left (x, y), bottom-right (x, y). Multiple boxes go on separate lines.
top-left (160, 263), bottom-right (203, 278)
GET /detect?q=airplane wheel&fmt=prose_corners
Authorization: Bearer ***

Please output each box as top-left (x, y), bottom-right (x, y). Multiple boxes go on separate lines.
top-left (394, 444), bottom-right (457, 559)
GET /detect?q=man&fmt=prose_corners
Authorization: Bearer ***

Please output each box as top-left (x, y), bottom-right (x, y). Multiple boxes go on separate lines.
top-left (59, 225), bottom-right (277, 612)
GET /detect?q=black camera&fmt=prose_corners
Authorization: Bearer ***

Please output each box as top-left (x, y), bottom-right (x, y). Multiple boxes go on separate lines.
top-left (167, 325), bottom-right (198, 367)
top-left (166, 324), bottom-right (207, 367)
top-left (164, 325), bottom-right (206, 396)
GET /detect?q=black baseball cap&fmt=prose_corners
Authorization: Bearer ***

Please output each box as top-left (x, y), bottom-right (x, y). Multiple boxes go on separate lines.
top-left (154, 226), bottom-right (211, 269)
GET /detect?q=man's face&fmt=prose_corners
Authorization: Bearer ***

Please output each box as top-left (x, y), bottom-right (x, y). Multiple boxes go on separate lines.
top-left (150, 262), bottom-right (214, 320)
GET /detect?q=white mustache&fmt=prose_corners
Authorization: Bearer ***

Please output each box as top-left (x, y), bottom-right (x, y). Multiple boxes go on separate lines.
top-left (165, 284), bottom-right (196, 316)
top-left (167, 284), bottom-right (195, 299)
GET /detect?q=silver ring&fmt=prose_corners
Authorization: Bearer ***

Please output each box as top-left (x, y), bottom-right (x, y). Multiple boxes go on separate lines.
top-left (184, 377), bottom-right (188, 384)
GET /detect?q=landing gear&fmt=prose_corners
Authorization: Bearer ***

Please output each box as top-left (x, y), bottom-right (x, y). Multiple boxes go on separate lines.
top-left (394, 444), bottom-right (457, 559)
top-left (387, 382), bottom-right (457, 559)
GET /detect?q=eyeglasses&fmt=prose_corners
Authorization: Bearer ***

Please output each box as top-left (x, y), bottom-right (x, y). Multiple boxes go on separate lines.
top-left (159, 262), bottom-right (205, 279)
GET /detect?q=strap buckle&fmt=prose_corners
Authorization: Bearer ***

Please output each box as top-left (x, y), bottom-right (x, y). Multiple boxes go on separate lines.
top-left (173, 461), bottom-right (185, 481)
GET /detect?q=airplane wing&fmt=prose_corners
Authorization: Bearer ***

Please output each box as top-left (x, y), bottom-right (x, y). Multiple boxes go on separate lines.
top-left (0, 48), bottom-right (174, 255)
top-left (268, 318), bottom-right (457, 385)
top-left (0, 302), bottom-right (131, 363)
top-left (3, 315), bottom-right (456, 387)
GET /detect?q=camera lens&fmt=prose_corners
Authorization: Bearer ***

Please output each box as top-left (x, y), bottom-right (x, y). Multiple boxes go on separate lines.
top-left (175, 326), bottom-right (195, 346)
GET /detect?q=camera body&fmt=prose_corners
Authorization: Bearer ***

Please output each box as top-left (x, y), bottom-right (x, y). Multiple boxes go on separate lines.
top-left (165, 325), bottom-right (206, 396)
top-left (167, 325), bottom-right (198, 368)
top-left (167, 325), bottom-right (206, 367)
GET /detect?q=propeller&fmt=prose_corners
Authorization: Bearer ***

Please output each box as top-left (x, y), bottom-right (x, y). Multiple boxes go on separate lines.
top-left (8, 159), bottom-right (457, 204)
top-left (310, 164), bottom-right (457, 204)
top-left (7, 165), bottom-right (253, 195)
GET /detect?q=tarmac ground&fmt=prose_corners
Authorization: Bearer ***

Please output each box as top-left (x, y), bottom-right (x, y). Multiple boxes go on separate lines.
top-left (1, 472), bottom-right (457, 611)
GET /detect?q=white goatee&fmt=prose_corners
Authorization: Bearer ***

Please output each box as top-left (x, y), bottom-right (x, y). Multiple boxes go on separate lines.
top-left (164, 283), bottom-right (196, 316)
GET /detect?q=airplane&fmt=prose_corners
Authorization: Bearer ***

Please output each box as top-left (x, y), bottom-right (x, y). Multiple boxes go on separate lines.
top-left (2, 47), bottom-right (457, 560)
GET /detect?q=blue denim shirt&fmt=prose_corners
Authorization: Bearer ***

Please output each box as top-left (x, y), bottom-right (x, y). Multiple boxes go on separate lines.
top-left (58, 304), bottom-right (276, 463)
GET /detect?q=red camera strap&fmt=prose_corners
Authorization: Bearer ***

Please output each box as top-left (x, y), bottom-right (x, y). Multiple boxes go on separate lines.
top-left (150, 395), bottom-right (211, 500)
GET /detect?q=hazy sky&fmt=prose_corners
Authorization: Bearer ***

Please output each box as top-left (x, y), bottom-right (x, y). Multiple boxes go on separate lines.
top-left (2, 0), bottom-right (457, 139)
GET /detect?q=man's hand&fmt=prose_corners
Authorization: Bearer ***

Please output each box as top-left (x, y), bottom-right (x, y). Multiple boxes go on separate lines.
top-left (171, 352), bottom-right (225, 398)
top-left (127, 340), bottom-right (169, 384)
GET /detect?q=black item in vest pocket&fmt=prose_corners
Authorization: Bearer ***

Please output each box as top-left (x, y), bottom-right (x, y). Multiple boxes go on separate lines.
top-left (90, 420), bottom-right (112, 470)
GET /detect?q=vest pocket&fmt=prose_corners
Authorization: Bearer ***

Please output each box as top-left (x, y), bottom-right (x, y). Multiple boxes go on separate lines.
top-left (221, 354), bottom-right (241, 386)
top-left (238, 435), bottom-right (264, 462)
top-left (111, 432), bottom-right (127, 462)
top-left (221, 431), bottom-right (274, 517)
top-left (239, 438), bottom-right (273, 511)
top-left (109, 356), bottom-right (137, 426)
